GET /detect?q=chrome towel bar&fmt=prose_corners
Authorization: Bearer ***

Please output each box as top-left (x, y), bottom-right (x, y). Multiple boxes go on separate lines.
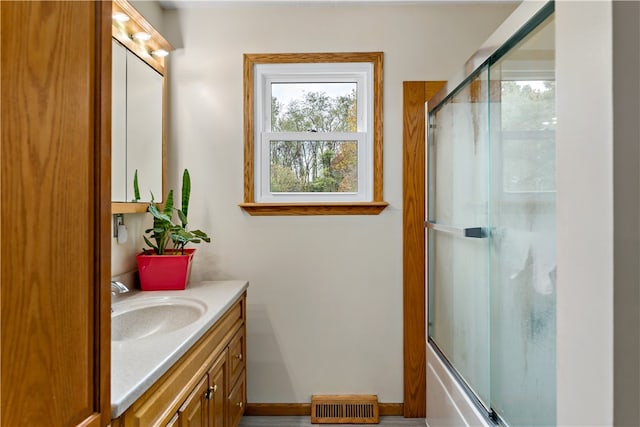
top-left (425, 221), bottom-right (487, 239)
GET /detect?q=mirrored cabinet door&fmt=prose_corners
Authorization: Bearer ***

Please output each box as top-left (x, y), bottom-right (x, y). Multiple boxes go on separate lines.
top-left (111, 39), bottom-right (163, 204)
top-left (126, 49), bottom-right (163, 202)
top-left (112, 39), bottom-right (127, 202)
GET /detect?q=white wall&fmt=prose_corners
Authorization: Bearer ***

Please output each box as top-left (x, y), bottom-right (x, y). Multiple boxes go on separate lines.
top-left (556, 1), bottom-right (614, 425)
top-left (158, 3), bottom-right (516, 403)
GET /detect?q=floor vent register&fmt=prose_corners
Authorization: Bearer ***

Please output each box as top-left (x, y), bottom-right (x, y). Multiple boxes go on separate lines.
top-left (311, 394), bottom-right (379, 424)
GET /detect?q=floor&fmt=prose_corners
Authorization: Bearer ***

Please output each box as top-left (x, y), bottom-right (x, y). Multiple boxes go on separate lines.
top-left (238, 416), bottom-right (426, 427)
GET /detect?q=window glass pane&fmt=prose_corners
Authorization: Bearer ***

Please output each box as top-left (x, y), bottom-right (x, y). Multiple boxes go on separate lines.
top-left (269, 140), bottom-right (358, 192)
top-left (271, 83), bottom-right (357, 132)
top-left (501, 80), bottom-right (556, 193)
top-left (502, 133), bottom-right (555, 193)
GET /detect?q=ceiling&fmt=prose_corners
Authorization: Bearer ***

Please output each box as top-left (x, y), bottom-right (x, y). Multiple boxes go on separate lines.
top-left (159, 0), bottom-right (520, 9)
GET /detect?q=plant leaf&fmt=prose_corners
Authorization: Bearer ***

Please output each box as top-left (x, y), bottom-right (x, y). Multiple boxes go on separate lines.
top-left (191, 229), bottom-right (211, 243)
top-left (132, 169), bottom-right (141, 202)
top-left (163, 190), bottom-right (174, 216)
top-left (177, 209), bottom-right (188, 228)
top-left (149, 204), bottom-right (173, 224)
top-left (181, 169), bottom-right (190, 221)
top-left (143, 236), bottom-right (158, 253)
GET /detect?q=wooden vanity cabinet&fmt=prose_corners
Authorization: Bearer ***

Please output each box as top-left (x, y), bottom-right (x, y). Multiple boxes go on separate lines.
top-left (112, 293), bottom-right (247, 427)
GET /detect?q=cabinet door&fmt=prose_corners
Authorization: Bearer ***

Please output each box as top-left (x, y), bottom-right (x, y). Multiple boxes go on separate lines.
top-left (1, 1), bottom-right (111, 425)
top-left (178, 375), bottom-right (209, 427)
top-left (166, 413), bottom-right (180, 427)
top-left (208, 350), bottom-right (227, 427)
top-left (112, 39), bottom-right (127, 202)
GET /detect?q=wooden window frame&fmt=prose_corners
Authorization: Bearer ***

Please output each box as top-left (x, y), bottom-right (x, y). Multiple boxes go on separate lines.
top-left (240, 52), bottom-right (388, 216)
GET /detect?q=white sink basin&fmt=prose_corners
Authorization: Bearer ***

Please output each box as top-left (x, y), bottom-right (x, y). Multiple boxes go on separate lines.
top-left (112, 296), bottom-right (207, 342)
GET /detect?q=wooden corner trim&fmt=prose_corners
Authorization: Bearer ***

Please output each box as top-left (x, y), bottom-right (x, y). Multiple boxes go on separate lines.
top-left (402, 81), bottom-right (446, 418)
top-left (243, 53), bottom-right (255, 203)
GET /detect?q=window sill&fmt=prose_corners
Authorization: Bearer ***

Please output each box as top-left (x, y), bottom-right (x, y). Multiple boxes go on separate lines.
top-left (238, 201), bottom-right (389, 216)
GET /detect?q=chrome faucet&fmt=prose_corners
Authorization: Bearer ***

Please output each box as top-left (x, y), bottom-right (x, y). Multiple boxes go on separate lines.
top-left (111, 281), bottom-right (130, 296)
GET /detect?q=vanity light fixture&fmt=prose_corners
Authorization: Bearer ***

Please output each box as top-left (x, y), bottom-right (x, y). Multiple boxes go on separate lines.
top-left (111, 0), bottom-right (174, 75)
top-left (112, 12), bottom-right (130, 22)
top-left (151, 49), bottom-right (169, 58)
top-left (132, 31), bottom-right (151, 41)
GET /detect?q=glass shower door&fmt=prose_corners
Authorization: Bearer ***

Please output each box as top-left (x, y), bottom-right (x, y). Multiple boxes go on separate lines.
top-left (427, 7), bottom-right (556, 426)
top-left (427, 66), bottom-right (491, 409)
top-left (488, 13), bottom-right (556, 426)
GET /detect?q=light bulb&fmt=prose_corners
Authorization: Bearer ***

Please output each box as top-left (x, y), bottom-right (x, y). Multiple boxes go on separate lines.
top-left (151, 49), bottom-right (169, 58)
top-left (112, 12), bottom-right (130, 22)
top-left (132, 32), bottom-right (151, 41)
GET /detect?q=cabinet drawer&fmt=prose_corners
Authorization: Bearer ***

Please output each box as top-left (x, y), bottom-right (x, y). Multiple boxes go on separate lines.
top-left (228, 373), bottom-right (245, 427)
top-left (228, 326), bottom-right (245, 385)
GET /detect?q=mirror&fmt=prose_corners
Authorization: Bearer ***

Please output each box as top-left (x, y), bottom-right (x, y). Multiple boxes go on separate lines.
top-left (111, 0), bottom-right (172, 213)
top-left (112, 39), bottom-right (163, 204)
top-left (112, 40), bottom-right (127, 202)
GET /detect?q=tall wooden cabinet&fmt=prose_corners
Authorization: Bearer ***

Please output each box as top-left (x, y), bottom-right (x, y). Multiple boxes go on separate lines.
top-left (1, 1), bottom-right (112, 425)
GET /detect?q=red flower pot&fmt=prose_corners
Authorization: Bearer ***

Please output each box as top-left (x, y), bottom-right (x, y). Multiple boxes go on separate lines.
top-left (136, 249), bottom-right (195, 291)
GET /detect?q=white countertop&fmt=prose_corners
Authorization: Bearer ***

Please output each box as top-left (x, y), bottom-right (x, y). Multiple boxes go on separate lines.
top-left (111, 280), bottom-right (249, 419)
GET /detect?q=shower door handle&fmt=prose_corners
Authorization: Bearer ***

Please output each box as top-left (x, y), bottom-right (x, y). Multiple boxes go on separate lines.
top-left (425, 221), bottom-right (487, 238)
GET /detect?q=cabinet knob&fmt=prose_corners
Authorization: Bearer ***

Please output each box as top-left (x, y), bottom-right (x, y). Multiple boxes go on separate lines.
top-left (205, 385), bottom-right (217, 400)
top-left (237, 401), bottom-right (243, 408)
top-left (235, 353), bottom-right (243, 361)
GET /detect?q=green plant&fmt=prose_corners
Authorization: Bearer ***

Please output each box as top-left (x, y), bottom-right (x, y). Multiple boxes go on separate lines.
top-left (132, 169), bottom-right (141, 202)
top-left (143, 169), bottom-right (211, 255)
